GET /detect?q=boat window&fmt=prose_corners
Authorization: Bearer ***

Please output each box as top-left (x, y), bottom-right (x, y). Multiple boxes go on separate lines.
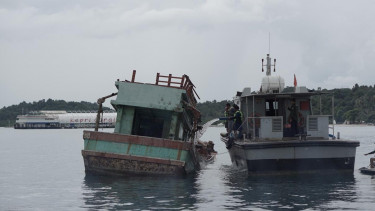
top-left (134, 117), bottom-right (164, 138)
top-left (273, 101), bottom-right (278, 110)
top-left (178, 125), bottom-right (184, 140)
top-left (265, 100), bottom-right (279, 116)
top-left (132, 109), bottom-right (170, 138)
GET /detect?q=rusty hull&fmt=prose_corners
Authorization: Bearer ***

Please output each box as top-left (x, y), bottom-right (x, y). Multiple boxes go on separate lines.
top-left (82, 150), bottom-right (186, 176)
top-left (82, 130), bottom-right (194, 176)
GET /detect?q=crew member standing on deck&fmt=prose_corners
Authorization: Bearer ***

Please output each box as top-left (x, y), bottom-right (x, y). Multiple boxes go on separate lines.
top-left (364, 148), bottom-right (375, 168)
top-left (231, 104), bottom-right (243, 139)
top-left (227, 104), bottom-right (236, 134)
top-left (288, 99), bottom-right (299, 136)
top-left (224, 103), bottom-right (231, 133)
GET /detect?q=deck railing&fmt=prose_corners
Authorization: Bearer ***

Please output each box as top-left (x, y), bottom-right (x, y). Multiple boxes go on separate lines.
top-left (128, 70), bottom-right (200, 106)
top-left (156, 73), bottom-right (200, 106)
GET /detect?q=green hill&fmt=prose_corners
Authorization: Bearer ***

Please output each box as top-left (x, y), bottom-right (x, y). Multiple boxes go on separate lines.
top-left (310, 84), bottom-right (375, 124)
top-left (197, 84), bottom-right (375, 125)
top-left (1, 84), bottom-right (374, 127)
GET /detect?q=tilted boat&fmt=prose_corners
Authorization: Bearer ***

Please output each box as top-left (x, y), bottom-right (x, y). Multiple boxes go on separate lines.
top-left (82, 71), bottom-right (216, 176)
top-left (221, 54), bottom-right (360, 173)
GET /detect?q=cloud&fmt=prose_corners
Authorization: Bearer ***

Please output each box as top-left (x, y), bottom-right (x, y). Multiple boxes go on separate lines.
top-left (1, 0), bottom-right (375, 108)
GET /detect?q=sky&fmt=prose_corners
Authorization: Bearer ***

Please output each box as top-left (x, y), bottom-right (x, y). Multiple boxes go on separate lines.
top-left (1, 0), bottom-right (375, 108)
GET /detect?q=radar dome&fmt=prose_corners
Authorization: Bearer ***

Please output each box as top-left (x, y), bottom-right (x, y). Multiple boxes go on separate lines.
top-left (261, 76), bottom-right (285, 93)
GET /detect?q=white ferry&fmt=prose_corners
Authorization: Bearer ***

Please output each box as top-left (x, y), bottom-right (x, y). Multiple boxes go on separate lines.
top-left (14, 110), bottom-right (116, 129)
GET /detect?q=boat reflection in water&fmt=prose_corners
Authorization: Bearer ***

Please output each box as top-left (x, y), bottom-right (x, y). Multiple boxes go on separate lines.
top-left (82, 167), bottom-right (357, 210)
top-left (82, 174), bottom-right (198, 210)
top-left (221, 169), bottom-right (357, 210)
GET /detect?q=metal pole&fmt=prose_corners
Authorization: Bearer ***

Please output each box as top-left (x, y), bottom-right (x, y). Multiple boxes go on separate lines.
top-left (95, 92), bottom-right (118, 132)
top-left (246, 96), bottom-right (249, 139)
top-left (95, 103), bottom-right (102, 132)
top-left (319, 95), bottom-right (322, 115)
top-left (332, 94), bottom-right (335, 139)
top-left (253, 95), bottom-right (255, 140)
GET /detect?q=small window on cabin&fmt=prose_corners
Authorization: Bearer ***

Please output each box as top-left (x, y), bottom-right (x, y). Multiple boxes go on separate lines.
top-left (132, 109), bottom-right (167, 138)
top-left (133, 116), bottom-right (164, 138)
top-left (178, 125), bottom-right (184, 140)
top-left (273, 101), bottom-right (278, 110)
top-left (266, 102), bottom-right (270, 111)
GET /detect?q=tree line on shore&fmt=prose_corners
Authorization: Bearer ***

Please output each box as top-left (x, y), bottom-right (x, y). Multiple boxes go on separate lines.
top-left (0, 99), bottom-right (112, 127)
top-left (1, 83), bottom-right (374, 127)
top-left (197, 84), bottom-right (375, 124)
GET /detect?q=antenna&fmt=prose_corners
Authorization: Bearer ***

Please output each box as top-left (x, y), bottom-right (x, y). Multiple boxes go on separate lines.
top-left (262, 33), bottom-right (276, 74)
top-left (269, 32), bottom-right (271, 54)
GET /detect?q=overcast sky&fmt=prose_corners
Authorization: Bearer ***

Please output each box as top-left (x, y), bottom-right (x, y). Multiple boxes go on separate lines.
top-left (1, 0), bottom-right (375, 108)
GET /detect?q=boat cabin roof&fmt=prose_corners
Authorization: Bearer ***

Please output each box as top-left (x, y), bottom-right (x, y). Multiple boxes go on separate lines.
top-left (241, 90), bottom-right (332, 99)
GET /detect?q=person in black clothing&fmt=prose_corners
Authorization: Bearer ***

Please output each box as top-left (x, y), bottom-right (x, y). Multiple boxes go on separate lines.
top-left (288, 99), bottom-right (299, 136)
top-left (227, 104), bottom-right (236, 133)
top-left (364, 149), bottom-right (375, 168)
top-left (224, 103), bottom-right (230, 133)
top-left (226, 104), bottom-right (243, 149)
top-left (230, 104), bottom-right (243, 138)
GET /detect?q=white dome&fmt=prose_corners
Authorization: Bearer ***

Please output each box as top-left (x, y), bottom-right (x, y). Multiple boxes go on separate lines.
top-left (261, 76), bottom-right (285, 93)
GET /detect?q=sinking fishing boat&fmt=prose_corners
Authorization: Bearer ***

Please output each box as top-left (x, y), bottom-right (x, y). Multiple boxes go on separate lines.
top-left (82, 71), bottom-right (216, 176)
top-left (221, 54), bottom-right (360, 173)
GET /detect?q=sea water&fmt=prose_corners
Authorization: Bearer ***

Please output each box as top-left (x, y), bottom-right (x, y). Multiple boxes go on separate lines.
top-left (1, 125), bottom-right (375, 210)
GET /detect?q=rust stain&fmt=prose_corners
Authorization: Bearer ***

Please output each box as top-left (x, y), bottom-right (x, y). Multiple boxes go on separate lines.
top-left (82, 150), bottom-right (185, 167)
top-left (177, 148), bottom-right (182, 160)
top-left (87, 131), bottom-right (191, 150)
top-left (126, 143), bottom-right (132, 154)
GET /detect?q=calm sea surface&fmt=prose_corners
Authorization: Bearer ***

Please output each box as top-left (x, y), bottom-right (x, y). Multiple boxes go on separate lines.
top-left (1, 125), bottom-right (375, 210)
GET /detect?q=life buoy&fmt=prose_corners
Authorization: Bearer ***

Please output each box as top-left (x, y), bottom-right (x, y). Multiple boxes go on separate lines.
top-left (248, 113), bottom-right (261, 128)
top-left (298, 112), bottom-right (305, 127)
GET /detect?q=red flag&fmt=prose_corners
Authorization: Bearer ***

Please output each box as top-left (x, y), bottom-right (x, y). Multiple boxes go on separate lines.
top-left (294, 74), bottom-right (297, 87)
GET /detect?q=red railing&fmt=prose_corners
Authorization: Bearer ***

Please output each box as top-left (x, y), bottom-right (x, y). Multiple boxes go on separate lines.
top-left (156, 73), bottom-right (184, 87)
top-left (128, 70), bottom-right (200, 106)
top-left (156, 73), bottom-right (200, 106)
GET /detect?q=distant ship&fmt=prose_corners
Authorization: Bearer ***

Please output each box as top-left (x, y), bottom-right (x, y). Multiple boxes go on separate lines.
top-left (221, 53), bottom-right (359, 173)
top-left (82, 71), bottom-right (216, 176)
top-left (14, 110), bottom-right (116, 129)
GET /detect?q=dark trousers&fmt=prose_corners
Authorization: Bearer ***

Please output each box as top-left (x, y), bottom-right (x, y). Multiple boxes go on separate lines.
top-left (233, 123), bottom-right (243, 139)
top-left (291, 120), bottom-right (299, 136)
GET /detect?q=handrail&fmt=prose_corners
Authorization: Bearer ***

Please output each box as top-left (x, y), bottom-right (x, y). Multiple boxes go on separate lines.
top-left (156, 73), bottom-right (200, 105)
top-left (126, 70), bottom-right (200, 107)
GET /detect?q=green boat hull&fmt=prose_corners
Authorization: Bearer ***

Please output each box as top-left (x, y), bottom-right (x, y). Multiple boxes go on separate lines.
top-left (82, 131), bottom-right (196, 176)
